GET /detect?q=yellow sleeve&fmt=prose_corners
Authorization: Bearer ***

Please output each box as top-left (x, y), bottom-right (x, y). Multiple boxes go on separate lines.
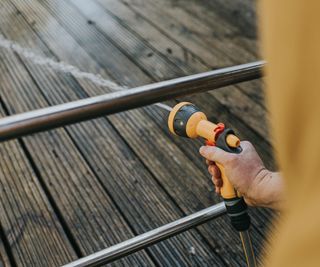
top-left (260, 0), bottom-right (320, 266)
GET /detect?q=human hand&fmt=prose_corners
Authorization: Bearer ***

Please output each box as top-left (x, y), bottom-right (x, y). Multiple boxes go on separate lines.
top-left (200, 141), bottom-right (283, 209)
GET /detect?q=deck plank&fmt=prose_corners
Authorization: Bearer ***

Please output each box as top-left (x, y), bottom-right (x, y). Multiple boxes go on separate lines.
top-left (0, 1), bottom-right (226, 266)
top-left (39, 0), bottom-right (274, 230)
top-left (0, 49), bottom-right (155, 267)
top-left (7, 0), bottom-right (273, 264)
top-left (131, 0), bottom-right (256, 63)
top-left (0, 224), bottom-right (12, 267)
top-left (0, 0), bottom-right (275, 266)
top-left (0, 107), bottom-right (77, 266)
top-left (148, 0), bottom-right (265, 107)
top-left (151, 0), bottom-right (258, 55)
top-left (83, 0), bottom-right (269, 141)
top-left (108, 0), bottom-right (266, 107)
top-left (85, 0), bottom-right (273, 169)
top-left (0, 5), bottom-right (156, 264)
top-left (189, 0), bottom-right (257, 43)
top-left (37, 0), bottom-right (271, 169)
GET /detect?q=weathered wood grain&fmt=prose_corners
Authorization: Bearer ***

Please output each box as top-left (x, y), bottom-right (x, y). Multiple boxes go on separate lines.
top-left (0, 106), bottom-right (77, 266)
top-left (89, 0), bottom-right (270, 168)
top-left (92, 0), bottom-right (269, 137)
top-left (157, 0), bottom-right (265, 106)
top-left (0, 47), bottom-right (156, 266)
top-left (8, 0), bottom-right (273, 264)
top-left (108, 0), bottom-right (266, 107)
top-left (1, 1), bottom-right (227, 266)
top-left (42, 0), bottom-right (270, 164)
top-left (135, 0), bottom-right (256, 62)
top-left (0, 0), bottom-right (275, 265)
top-left (0, 223), bottom-right (12, 267)
top-left (55, 0), bottom-right (274, 226)
top-left (192, 0), bottom-right (257, 42)
top-left (156, 0), bottom-right (258, 54)
top-left (0, 4), bottom-right (156, 264)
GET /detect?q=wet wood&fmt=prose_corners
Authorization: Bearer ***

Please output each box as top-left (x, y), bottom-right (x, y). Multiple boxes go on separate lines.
top-left (0, 108), bottom-right (77, 266)
top-left (158, 0), bottom-right (264, 107)
top-left (55, 0), bottom-right (274, 229)
top-left (0, 49), bottom-right (155, 267)
top-left (0, 223), bottom-right (11, 267)
top-left (0, 1), bottom-right (226, 266)
top-left (0, 0), bottom-right (273, 266)
top-left (88, 0), bottom-right (271, 170)
top-left (24, 0), bottom-right (269, 264)
top-left (93, 0), bottom-right (269, 137)
top-left (111, 0), bottom-right (266, 107)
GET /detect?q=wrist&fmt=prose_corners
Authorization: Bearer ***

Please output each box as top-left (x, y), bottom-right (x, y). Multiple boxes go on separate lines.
top-left (246, 168), bottom-right (270, 207)
top-left (249, 169), bottom-right (284, 210)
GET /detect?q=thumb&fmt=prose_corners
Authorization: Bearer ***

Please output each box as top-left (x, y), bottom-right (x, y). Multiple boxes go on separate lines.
top-left (199, 145), bottom-right (232, 165)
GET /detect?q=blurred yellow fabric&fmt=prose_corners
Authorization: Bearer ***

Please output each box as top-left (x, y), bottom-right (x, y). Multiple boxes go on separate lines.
top-left (260, 1), bottom-right (320, 266)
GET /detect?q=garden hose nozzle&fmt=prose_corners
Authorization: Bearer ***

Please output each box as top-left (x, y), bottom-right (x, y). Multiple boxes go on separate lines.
top-left (168, 102), bottom-right (240, 148)
top-left (168, 102), bottom-right (256, 267)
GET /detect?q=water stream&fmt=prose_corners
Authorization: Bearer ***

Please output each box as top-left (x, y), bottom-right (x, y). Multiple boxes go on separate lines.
top-left (0, 35), bottom-right (172, 112)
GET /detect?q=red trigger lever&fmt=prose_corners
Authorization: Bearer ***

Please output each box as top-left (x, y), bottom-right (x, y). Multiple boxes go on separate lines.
top-left (205, 123), bottom-right (225, 146)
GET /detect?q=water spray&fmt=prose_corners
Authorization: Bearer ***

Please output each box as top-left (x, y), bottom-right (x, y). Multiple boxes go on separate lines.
top-left (0, 36), bottom-right (172, 114)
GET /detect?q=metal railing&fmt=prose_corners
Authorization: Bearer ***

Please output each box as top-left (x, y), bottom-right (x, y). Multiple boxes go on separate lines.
top-left (0, 61), bottom-right (264, 267)
top-left (62, 203), bottom-right (226, 267)
top-left (0, 61), bottom-right (264, 142)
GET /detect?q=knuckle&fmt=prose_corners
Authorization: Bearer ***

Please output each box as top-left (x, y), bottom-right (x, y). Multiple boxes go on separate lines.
top-left (241, 140), bottom-right (250, 146)
top-left (241, 140), bottom-right (253, 151)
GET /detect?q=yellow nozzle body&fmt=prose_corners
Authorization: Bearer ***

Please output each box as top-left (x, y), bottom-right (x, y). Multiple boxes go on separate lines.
top-left (168, 102), bottom-right (241, 199)
top-left (168, 102), bottom-right (240, 148)
top-left (168, 102), bottom-right (252, 236)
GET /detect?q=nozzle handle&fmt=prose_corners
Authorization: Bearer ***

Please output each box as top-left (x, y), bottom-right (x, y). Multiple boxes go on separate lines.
top-left (215, 129), bottom-right (251, 232)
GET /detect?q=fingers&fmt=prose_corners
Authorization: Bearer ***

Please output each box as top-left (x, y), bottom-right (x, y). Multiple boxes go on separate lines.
top-left (212, 175), bottom-right (222, 187)
top-left (215, 186), bottom-right (221, 195)
top-left (208, 164), bottom-right (220, 177)
top-left (200, 145), bottom-right (233, 164)
top-left (212, 177), bottom-right (222, 194)
top-left (200, 145), bottom-right (241, 196)
top-left (205, 159), bottom-right (215, 166)
top-left (208, 164), bottom-right (222, 195)
top-left (209, 166), bottom-right (222, 187)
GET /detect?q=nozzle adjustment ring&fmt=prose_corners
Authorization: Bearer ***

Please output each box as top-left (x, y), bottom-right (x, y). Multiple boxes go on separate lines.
top-left (172, 104), bottom-right (200, 137)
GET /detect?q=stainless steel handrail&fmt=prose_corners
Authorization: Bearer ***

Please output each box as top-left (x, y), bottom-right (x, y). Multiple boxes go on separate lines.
top-left (0, 61), bottom-right (264, 142)
top-left (62, 203), bottom-right (227, 267)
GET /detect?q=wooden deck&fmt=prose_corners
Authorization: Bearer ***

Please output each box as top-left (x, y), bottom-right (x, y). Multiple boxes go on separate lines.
top-left (0, 0), bottom-right (274, 266)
